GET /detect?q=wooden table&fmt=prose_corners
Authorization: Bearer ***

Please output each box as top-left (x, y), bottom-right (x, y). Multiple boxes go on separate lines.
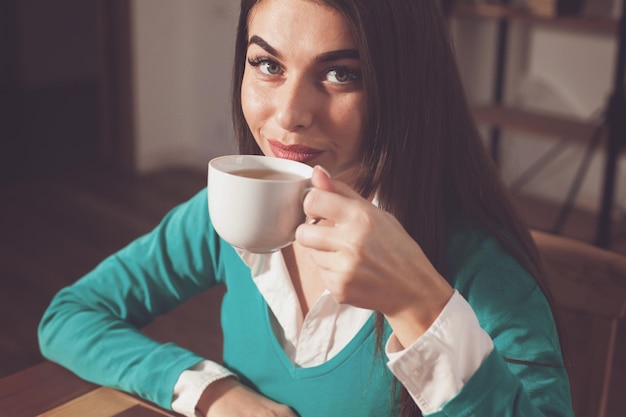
top-left (0, 361), bottom-right (179, 417)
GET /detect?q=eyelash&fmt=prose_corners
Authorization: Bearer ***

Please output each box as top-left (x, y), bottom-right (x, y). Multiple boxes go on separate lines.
top-left (246, 56), bottom-right (361, 85)
top-left (247, 56), bottom-right (282, 74)
top-left (325, 65), bottom-right (361, 84)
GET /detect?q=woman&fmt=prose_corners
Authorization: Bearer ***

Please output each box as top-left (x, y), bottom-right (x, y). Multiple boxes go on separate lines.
top-left (39, 0), bottom-right (575, 416)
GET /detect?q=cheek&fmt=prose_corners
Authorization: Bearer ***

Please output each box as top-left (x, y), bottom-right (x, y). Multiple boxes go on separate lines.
top-left (331, 97), bottom-right (366, 150)
top-left (241, 75), bottom-right (270, 129)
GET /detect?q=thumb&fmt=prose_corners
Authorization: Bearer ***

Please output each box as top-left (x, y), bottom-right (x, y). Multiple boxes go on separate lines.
top-left (310, 165), bottom-right (363, 200)
top-left (311, 165), bottom-right (334, 191)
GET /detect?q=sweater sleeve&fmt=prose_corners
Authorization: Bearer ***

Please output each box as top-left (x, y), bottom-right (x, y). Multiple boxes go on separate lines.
top-left (38, 188), bottom-right (227, 410)
top-left (425, 232), bottom-right (575, 417)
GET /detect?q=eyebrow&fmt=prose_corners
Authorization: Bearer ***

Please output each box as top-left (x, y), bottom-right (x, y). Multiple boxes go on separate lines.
top-left (249, 35), bottom-right (282, 59)
top-left (248, 35), bottom-right (359, 63)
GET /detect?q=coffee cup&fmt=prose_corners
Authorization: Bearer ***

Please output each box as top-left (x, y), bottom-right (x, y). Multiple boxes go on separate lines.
top-left (208, 155), bottom-right (314, 253)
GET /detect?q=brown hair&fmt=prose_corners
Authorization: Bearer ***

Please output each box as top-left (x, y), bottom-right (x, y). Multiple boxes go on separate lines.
top-left (232, 1), bottom-right (554, 416)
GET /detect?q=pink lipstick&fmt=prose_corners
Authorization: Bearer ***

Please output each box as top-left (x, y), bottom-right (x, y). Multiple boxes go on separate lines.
top-left (267, 139), bottom-right (323, 163)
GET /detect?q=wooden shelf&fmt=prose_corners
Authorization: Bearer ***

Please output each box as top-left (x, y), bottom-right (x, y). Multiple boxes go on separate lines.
top-left (472, 105), bottom-right (602, 145)
top-left (452, 3), bottom-right (618, 35)
top-left (452, 1), bottom-right (624, 248)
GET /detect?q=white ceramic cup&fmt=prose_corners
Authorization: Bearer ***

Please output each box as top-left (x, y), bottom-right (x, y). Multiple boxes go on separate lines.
top-left (208, 155), bottom-right (314, 253)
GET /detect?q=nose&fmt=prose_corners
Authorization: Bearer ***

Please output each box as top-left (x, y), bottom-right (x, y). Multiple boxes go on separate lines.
top-left (274, 77), bottom-right (316, 131)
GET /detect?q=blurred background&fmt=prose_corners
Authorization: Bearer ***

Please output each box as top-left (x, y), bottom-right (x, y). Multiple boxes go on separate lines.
top-left (0, 0), bottom-right (624, 415)
top-left (0, 0), bottom-right (237, 183)
top-left (451, 0), bottom-right (626, 251)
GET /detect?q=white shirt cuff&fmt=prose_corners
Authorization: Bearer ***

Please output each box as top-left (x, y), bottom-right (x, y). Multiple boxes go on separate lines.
top-left (385, 290), bottom-right (494, 414)
top-left (171, 360), bottom-right (237, 417)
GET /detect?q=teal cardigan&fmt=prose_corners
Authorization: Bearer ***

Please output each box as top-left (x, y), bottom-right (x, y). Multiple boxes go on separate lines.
top-left (38, 188), bottom-right (574, 416)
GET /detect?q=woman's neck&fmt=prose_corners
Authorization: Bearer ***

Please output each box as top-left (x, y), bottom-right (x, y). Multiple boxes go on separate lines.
top-left (281, 243), bottom-right (326, 317)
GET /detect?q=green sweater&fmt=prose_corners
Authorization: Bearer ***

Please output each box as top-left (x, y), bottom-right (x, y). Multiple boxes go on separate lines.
top-left (38, 188), bottom-right (574, 416)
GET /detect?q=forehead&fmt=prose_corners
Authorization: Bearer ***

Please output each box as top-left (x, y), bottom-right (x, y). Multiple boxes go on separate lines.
top-left (247, 0), bottom-right (356, 53)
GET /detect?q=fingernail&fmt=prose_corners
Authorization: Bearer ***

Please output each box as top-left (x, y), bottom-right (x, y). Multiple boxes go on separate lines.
top-left (315, 165), bottom-right (331, 178)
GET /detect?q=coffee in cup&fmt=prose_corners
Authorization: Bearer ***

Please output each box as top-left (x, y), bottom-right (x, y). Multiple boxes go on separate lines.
top-left (208, 155), bottom-right (314, 253)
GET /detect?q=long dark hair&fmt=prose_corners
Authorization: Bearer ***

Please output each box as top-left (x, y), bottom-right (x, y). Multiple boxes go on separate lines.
top-left (232, 1), bottom-right (555, 416)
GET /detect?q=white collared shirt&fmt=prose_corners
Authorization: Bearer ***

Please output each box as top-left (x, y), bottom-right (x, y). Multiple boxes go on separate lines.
top-left (171, 249), bottom-right (494, 416)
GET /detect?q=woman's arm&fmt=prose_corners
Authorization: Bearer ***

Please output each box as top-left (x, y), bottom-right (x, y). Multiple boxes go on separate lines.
top-left (296, 167), bottom-right (574, 416)
top-left (38, 189), bottom-right (225, 409)
top-left (386, 286), bottom-right (573, 416)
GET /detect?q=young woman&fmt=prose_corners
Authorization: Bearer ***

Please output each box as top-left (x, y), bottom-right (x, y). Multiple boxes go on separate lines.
top-left (39, 1), bottom-right (575, 416)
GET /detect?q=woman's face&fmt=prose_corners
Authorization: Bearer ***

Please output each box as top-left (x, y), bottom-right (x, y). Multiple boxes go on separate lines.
top-left (241, 0), bottom-right (366, 185)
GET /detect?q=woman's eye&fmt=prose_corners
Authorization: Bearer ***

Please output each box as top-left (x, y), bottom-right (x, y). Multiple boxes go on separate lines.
top-left (326, 67), bottom-right (360, 84)
top-left (260, 61), bottom-right (282, 75)
top-left (248, 57), bottom-right (283, 76)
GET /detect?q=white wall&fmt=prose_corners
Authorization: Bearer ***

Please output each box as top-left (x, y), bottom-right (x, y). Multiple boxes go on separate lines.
top-left (131, 0), bottom-right (238, 173)
top-left (452, 18), bottom-right (625, 216)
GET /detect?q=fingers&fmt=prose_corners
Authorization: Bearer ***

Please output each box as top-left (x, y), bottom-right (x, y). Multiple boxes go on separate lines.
top-left (311, 165), bottom-right (362, 199)
top-left (304, 165), bottom-right (364, 224)
top-left (298, 165), bottom-right (371, 251)
top-left (310, 165), bottom-right (333, 191)
top-left (296, 221), bottom-right (336, 252)
top-left (297, 193), bottom-right (370, 253)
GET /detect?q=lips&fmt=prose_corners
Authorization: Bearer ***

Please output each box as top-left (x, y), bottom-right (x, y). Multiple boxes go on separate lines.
top-left (267, 139), bottom-right (323, 163)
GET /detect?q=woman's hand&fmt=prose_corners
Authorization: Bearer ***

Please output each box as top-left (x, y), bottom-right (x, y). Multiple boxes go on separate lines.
top-left (296, 166), bottom-right (454, 348)
top-left (197, 377), bottom-right (297, 417)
